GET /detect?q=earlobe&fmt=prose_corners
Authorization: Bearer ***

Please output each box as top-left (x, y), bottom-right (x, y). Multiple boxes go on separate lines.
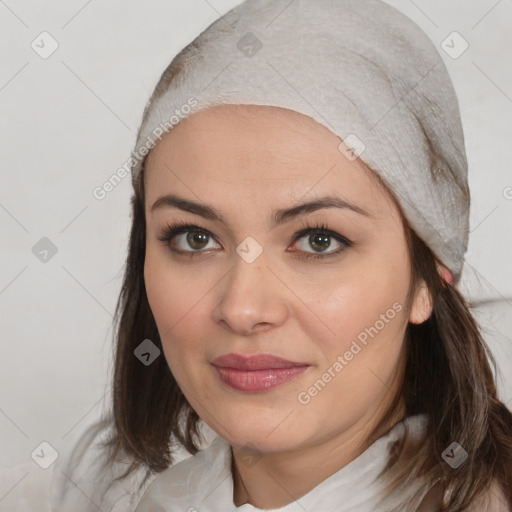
top-left (409, 280), bottom-right (433, 325)
top-left (438, 263), bottom-right (453, 287)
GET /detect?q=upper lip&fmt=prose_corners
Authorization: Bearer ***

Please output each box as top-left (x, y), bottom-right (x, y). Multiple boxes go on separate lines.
top-left (211, 353), bottom-right (310, 371)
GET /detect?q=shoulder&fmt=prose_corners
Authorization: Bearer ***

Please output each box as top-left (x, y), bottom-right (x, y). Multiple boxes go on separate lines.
top-left (50, 415), bottom-right (211, 512)
top-left (49, 415), bottom-right (147, 511)
top-left (132, 436), bottom-right (232, 510)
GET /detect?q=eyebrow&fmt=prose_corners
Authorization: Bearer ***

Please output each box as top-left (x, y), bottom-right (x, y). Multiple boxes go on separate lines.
top-left (150, 193), bottom-right (372, 227)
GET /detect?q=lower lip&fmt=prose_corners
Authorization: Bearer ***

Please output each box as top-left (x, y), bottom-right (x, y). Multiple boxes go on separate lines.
top-left (213, 366), bottom-right (309, 392)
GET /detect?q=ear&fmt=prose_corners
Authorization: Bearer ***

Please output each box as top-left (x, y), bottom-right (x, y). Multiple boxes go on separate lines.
top-left (409, 278), bottom-right (433, 325)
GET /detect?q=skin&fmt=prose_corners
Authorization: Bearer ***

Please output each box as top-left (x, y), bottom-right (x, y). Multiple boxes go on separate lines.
top-left (143, 104), bottom-right (437, 508)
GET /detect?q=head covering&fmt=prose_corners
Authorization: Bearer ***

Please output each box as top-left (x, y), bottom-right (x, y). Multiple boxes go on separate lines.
top-left (130, 0), bottom-right (470, 283)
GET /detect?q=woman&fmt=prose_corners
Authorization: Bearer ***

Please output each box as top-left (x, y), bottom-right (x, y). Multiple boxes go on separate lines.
top-left (51, 0), bottom-right (512, 510)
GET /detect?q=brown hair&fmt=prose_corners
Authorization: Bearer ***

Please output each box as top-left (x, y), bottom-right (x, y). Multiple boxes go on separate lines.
top-left (97, 48), bottom-right (512, 512)
top-left (371, 203), bottom-right (512, 510)
top-left (98, 148), bottom-right (512, 510)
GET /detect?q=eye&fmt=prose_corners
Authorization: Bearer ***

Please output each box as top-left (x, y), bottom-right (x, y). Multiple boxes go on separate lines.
top-left (157, 220), bottom-right (353, 260)
top-left (157, 221), bottom-right (220, 257)
top-left (289, 222), bottom-right (353, 260)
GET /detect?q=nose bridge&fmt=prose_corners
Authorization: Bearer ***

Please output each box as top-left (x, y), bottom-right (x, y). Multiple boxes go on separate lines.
top-left (213, 247), bottom-right (288, 334)
top-left (224, 248), bottom-right (270, 303)
top-left (226, 233), bottom-right (270, 293)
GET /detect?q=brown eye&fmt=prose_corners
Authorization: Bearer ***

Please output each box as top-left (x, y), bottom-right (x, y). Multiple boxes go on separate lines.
top-left (157, 222), bottom-right (221, 256)
top-left (308, 233), bottom-right (332, 252)
top-left (290, 223), bottom-right (353, 261)
top-left (185, 231), bottom-right (210, 250)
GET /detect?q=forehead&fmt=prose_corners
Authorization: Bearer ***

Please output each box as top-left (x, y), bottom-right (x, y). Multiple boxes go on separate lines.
top-left (143, 104), bottom-right (397, 218)
top-left (151, 105), bottom-right (340, 171)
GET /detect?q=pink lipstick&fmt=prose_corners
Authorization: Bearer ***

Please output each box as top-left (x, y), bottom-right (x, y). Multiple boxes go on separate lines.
top-left (211, 353), bottom-right (310, 392)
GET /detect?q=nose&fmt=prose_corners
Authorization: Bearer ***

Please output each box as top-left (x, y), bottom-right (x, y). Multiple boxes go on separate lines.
top-left (212, 257), bottom-right (290, 336)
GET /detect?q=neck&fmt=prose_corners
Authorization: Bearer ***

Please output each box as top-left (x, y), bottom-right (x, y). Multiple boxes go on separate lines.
top-left (231, 403), bottom-right (406, 509)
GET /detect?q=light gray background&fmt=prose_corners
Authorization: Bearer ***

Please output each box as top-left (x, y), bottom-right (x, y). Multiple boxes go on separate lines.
top-left (1, 0), bottom-right (511, 491)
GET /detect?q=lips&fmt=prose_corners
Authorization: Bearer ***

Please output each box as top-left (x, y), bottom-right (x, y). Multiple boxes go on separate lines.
top-left (211, 353), bottom-right (310, 371)
top-left (211, 353), bottom-right (310, 392)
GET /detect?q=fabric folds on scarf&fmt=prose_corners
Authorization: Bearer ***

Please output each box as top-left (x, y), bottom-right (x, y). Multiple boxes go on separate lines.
top-left (129, 0), bottom-right (470, 282)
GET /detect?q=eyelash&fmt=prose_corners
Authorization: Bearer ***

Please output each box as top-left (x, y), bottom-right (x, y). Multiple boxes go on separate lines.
top-left (156, 219), bottom-right (353, 261)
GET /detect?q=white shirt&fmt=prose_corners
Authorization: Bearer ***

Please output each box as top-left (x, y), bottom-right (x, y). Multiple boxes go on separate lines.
top-left (133, 414), bottom-right (431, 512)
top-left (50, 413), bottom-right (434, 511)
top-left (1, 413), bottom-right (508, 511)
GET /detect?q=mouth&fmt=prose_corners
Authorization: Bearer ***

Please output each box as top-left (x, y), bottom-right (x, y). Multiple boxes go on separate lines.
top-left (211, 353), bottom-right (310, 370)
top-left (211, 353), bottom-right (310, 392)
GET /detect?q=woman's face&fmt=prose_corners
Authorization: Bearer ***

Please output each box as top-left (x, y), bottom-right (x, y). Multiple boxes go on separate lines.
top-left (143, 104), bottom-right (431, 452)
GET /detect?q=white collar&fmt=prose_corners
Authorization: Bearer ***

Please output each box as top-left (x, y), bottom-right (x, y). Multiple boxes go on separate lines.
top-left (134, 414), bottom-right (428, 511)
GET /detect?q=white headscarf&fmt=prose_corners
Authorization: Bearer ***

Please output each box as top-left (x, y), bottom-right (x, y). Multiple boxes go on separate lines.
top-left (129, 0), bottom-right (470, 282)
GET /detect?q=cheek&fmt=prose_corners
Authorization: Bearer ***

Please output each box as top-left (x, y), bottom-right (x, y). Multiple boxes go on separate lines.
top-left (144, 254), bottom-right (180, 334)
top-left (144, 253), bottom-right (189, 356)
top-left (143, 250), bottom-right (214, 382)
top-left (144, 245), bottom-right (208, 332)
top-left (296, 257), bottom-right (410, 401)
top-left (303, 263), bottom-right (409, 347)
top-left (294, 290), bottom-right (408, 432)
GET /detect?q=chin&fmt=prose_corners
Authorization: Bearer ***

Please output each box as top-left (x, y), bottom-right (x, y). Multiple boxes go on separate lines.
top-left (213, 416), bottom-right (309, 453)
